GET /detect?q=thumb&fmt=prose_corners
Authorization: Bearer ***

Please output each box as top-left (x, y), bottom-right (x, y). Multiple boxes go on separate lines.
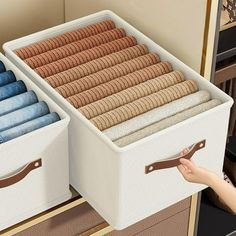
top-left (179, 158), bottom-right (195, 171)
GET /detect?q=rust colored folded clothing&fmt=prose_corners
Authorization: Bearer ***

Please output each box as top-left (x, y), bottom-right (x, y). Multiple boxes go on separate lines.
top-left (24, 28), bottom-right (126, 69)
top-left (15, 20), bottom-right (115, 60)
top-left (80, 71), bottom-right (185, 119)
top-left (67, 61), bottom-right (172, 108)
top-left (115, 99), bottom-right (221, 147)
top-left (56, 53), bottom-right (160, 98)
top-left (45, 44), bottom-right (148, 88)
top-left (35, 36), bottom-right (137, 78)
top-left (90, 80), bottom-right (198, 131)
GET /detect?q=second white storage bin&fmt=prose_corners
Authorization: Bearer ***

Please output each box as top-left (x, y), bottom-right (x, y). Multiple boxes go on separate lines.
top-left (0, 54), bottom-right (71, 231)
top-left (3, 11), bottom-right (234, 229)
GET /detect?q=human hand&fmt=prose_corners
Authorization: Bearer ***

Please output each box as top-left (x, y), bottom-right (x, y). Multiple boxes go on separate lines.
top-left (177, 149), bottom-right (215, 186)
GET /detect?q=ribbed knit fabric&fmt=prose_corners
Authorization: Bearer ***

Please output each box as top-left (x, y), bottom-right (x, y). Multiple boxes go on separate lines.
top-left (115, 99), bottom-right (221, 147)
top-left (45, 44), bottom-right (148, 88)
top-left (56, 53), bottom-right (160, 97)
top-left (80, 71), bottom-right (185, 119)
top-left (25, 28), bottom-right (126, 69)
top-left (104, 90), bottom-right (210, 141)
top-left (15, 20), bottom-right (115, 60)
top-left (35, 36), bottom-right (137, 78)
top-left (91, 80), bottom-right (198, 130)
top-left (67, 62), bottom-right (172, 108)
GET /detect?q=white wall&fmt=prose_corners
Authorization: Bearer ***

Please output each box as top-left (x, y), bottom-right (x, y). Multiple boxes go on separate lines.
top-left (65, 0), bottom-right (208, 73)
top-left (0, 0), bottom-right (64, 52)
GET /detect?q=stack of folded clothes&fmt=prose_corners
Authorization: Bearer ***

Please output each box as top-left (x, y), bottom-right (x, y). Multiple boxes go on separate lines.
top-left (0, 60), bottom-right (60, 144)
top-left (14, 20), bottom-right (222, 147)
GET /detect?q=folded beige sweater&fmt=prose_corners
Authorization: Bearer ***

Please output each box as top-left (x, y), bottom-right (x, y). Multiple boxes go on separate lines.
top-left (115, 99), bottom-right (221, 147)
top-left (91, 80), bottom-right (198, 130)
top-left (80, 71), bottom-right (185, 119)
top-left (67, 61), bottom-right (172, 108)
top-left (104, 90), bottom-right (210, 141)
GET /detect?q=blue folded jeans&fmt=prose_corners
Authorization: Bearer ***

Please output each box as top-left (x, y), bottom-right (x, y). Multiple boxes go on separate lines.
top-left (0, 91), bottom-right (38, 116)
top-left (0, 71), bottom-right (16, 87)
top-left (0, 101), bottom-right (50, 132)
top-left (0, 112), bottom-right (60, 143)
top-left (0, 80), bottom-right (27, 101)
top-left (0, 61), bottom-right (6, 73)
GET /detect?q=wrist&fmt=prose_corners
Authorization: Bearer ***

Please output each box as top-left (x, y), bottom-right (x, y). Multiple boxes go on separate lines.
top-left (205, 172), bottom-right (220, 188)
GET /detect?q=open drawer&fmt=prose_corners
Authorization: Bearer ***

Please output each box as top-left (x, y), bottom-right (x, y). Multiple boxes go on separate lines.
top-left (3, 10), bottom-right (234, 229)
top-left (0, 54), bottom-right (71, 231)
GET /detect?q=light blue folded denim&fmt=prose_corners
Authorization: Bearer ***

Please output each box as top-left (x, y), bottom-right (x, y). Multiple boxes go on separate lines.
top-left (0, 61), bottom-right (6, 73)
top-left (0, 112), bottom-right (60, 143)
top-left (0, 80), bottom-right (27, 101)
top-left (0, 91), bottom-right (38, 116)
top-left (0, 71), bottom-right (16, 87)
top-left (0, 101), bottom-right (50, 132)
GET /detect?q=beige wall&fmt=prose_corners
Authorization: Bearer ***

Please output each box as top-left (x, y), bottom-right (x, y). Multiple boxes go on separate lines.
top-left (0, 0), bottom-right (64, 52)
top-left (65, 0), bottom-right (208, 73)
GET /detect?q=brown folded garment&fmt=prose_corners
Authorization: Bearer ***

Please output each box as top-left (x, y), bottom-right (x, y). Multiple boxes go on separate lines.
top-left (45, 44), bottom-right (148, 88)
top-left (35, 36), bottom-right (137, 78)
top-left (90, 80), bottom-right (198, 130)
top-left (56, 53), bottom-right (160, 98)
top-left (67, 61), bottom-right (172, 108)
top-left (24, 28), bottom-right (126, 69)
top-left (80, 71), bottom-right (185, 119)
top-left (15, 20), bottom-right (115, 60)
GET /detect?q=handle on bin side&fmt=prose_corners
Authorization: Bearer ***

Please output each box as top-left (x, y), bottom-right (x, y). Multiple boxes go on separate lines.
top-left (145, 140), bottom-right (206, 174)
top-left (0, 159), bottom-right (42, 188)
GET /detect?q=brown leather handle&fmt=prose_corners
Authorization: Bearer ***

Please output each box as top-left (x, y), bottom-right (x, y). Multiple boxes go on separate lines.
top-left (145, 140), bottom-right (206, 174)
top-left (0, 159), bottom-right (42, 188)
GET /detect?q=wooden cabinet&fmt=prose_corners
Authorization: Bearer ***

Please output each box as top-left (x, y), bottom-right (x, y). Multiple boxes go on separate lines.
top-left (14, 198), bottom-right (190, 236)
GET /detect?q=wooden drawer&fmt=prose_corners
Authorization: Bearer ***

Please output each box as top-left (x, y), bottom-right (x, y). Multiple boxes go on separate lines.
top-left (15, 202), bottom-right (104, 236)
top-left (15, 197), bottom-right (190, 236)
top-left (106, 197), bottom-right (190, 236)
top-left (135, 208), bottom-right (190, 236)
top-left (214, 63), bottom-right (236, 85)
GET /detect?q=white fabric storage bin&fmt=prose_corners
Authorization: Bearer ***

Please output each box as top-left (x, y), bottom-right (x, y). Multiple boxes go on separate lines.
top-left (3, 11), bottom-right (234, 229)
top-left (0, 54), bottom-right (71, 231)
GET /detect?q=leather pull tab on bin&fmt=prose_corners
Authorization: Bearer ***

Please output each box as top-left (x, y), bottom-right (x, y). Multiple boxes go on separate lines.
top-left (0, 159), bottom-right (42, 188)
top-left (145, 140), bottom-right (206, 174)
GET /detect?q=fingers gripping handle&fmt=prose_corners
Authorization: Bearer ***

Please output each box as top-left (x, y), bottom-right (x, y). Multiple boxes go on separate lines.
top-left (145, 140), bottom-right (206, 174)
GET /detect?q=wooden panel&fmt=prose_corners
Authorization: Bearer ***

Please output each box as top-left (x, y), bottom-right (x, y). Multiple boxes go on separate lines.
top-left (188, 193), bottom-right (200, 236)
top-left (15, 202), bottom-right (105, 236)
top-left (78, 197), bottom-right (190, 236)
top-left (203, 0), bottom-right (221, 81)
top-left (3, 197), bottom-right (190, 236)
top-left (65, 0), bottom-right (207, 73)
top-left (215, 63), bottom-right (236, 85)
top-left (135, 208), bottom-right (190, 236)
top-left (106, 198), bottom-right (190, 236)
